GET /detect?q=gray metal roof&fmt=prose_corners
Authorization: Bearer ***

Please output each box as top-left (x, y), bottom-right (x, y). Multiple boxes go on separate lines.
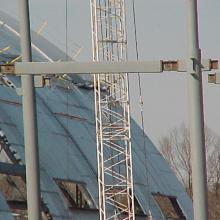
top-left (0, 193), bottom-right (14, 220)
top-left (0, 11), bottom-right (193, 220)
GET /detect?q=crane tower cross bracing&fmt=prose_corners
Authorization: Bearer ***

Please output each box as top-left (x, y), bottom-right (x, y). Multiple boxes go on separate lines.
top-left (90, 0), bottom-right (135, 219)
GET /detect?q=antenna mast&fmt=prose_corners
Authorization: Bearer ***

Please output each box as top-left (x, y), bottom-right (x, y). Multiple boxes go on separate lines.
top-left (90, 0), bottom-right (135, 219)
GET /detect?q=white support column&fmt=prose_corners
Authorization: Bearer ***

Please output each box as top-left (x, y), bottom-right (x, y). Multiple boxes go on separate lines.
top-left (19, 1), bottom-right (42, 220)
top-left (186, 1), bottom-right (209, 220)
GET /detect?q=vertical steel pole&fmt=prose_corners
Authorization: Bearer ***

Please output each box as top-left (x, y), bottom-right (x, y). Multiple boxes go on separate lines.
top-left (186, 0), bottom-right (209, 220)
top-left (19, 1), bottom-right (42, 220)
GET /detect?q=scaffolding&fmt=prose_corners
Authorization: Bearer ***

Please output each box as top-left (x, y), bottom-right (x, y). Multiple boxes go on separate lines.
top-left (90, 0), bottom-right (135, 219)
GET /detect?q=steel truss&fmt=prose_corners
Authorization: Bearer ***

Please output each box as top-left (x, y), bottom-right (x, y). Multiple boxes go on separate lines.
top-left (90, 0), bottom-right (135, 219)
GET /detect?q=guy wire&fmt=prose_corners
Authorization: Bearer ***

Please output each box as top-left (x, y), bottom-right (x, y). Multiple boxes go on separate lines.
top-left (131, 0), bottom-right (151, 214)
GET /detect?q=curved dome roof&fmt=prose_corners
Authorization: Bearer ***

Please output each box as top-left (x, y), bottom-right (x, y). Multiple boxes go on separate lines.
top-left (0, 10), bottom-right (193, 220)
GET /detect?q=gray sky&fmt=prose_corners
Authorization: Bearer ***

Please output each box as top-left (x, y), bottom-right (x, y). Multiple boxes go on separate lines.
top-left (0, 0), bottom-right (220, 145)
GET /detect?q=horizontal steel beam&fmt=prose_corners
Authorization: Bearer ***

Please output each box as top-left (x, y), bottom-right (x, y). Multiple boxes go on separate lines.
top-left (15, 60), bottom-right (162, 75)
top-left (0, 59), bottom-right (218, 75)
top-left (0, 162), bottom-right (25, 176)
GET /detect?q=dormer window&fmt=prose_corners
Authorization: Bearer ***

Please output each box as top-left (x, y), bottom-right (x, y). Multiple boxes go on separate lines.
top-left (55, 179), bottom-right (96, 210)
top-left (153, 193), bottom-right (186, 220)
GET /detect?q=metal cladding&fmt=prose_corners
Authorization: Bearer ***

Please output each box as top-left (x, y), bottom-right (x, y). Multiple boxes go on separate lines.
top-left (0, 11), bottom-right (193, 220)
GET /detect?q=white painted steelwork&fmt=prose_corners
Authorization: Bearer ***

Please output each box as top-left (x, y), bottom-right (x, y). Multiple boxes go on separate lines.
top-left (14, 60), bottom-right (162, 74)
top-left (19, 1), bottom-right (41, 220)
top-left (90, 0), bottom-right (135, 219)
top-left (0, 10), bottom-right (195, 220)
top-left (13, 59), bottom-right (217, 75)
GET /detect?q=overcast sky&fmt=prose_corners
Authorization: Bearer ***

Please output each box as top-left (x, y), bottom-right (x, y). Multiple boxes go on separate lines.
top-left (0, 0), bottom-right (220, 146)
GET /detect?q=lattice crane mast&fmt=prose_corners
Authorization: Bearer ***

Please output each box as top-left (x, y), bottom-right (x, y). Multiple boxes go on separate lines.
top-left (90, 0), bottom-right (135, 219)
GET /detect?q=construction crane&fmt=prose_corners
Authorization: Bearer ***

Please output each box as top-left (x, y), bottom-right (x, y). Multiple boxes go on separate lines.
top-left (90, 0), bottom-right (135, 219)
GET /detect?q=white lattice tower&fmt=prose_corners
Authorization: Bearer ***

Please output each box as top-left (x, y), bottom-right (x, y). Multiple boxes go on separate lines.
top-left (90, 0), bottom-right (135, 219)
